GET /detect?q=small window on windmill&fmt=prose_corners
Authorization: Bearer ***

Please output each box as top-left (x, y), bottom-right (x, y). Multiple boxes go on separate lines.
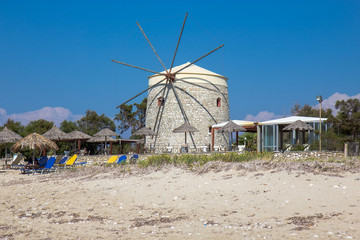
top-left (216, 97), bottom-right (221, 107)
top-left (158, 97), bottom-right (164, 106)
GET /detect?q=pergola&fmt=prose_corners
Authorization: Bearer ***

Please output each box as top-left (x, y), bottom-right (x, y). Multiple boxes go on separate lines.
top-left (211, 120), bottom-right (257, 151)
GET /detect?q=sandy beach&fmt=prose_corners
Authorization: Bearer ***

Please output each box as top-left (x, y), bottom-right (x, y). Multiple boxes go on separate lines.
top-left (1, 160), bottom-right (360, 239)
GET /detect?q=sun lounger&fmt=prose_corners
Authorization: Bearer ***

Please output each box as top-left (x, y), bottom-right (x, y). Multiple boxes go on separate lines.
top-left (54, 155), bottom-right (65, 164)
top-left (129, 154), bottom-right (138, 164)
top-left (38, 156), bottom-right (48, 167)
top-left (34, 157), bottom-right (56, 174)
top-left (105, 155), bottom-right (119, 164)
top-left (117, 155), bottom-right (127, 164)
top-left (10, 154), bottom-right (25, 169)
top-left (65, 154), bottom-right (78, 166)
top-left (66, 154), bottom-right (86, 166)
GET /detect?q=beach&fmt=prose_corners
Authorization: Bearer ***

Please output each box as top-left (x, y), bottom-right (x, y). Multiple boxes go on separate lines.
top-left (1, 160), bottom-right (360, 239)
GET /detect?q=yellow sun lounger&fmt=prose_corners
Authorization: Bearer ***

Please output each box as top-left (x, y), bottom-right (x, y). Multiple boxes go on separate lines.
top-left (66, 154), bottom-right (78, 166)
top-left (105, 155), bottom-right (119, 164)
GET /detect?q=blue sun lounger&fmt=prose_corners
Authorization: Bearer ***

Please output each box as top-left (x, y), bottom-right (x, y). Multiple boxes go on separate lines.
top-left (117, 155), bottom-right (127, 164)
top-left (34, 157), bottom-right (56, 174)
top-left (129, 154), bottom-right (138, 164)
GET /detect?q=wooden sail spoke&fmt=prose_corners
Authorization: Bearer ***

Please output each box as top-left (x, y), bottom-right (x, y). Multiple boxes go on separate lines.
top-left (137, 22), bottom-right (169, 74)
top-left (112, 60), bottom-right (164, 75)
top-left (116, 77), bottom-right (167, 108)
top-left (153, 81), bottom-right (170, 141)
top-left (168, 81), bottom-right (188, 122)
top-left (169, 12), bottom-right (188, 73)
top-left (174, 44), bottom-right (224, 74)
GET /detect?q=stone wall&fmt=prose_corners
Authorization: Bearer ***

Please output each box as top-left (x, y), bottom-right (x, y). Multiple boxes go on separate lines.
top-left (273, 151), bottom-right (344, 161)
top-left (146, 80), bottom-right (229, 154)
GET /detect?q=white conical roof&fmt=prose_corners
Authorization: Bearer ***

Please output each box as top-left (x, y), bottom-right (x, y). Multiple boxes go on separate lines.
top-left (148, 63), bottom-right (227, 87)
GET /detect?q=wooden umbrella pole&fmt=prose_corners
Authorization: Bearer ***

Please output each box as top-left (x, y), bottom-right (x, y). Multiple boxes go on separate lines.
top-left (105, 136), bottom-right (107, 156)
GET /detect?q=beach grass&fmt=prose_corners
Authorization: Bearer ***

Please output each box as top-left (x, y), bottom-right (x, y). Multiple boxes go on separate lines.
top-left (138, 152), bottom-right (273, 169)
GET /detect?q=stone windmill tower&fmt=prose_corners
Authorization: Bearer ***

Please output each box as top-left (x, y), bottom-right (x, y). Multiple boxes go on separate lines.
top-left (113, 13), bottom-right (229, 153)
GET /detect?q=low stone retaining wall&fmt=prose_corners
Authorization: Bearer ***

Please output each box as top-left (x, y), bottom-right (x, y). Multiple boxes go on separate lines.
top-left (273, 151), bottom-right (344, 161)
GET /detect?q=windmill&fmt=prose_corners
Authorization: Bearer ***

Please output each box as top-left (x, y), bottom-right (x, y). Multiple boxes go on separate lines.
top-left (113, 13), bottom-right (229, 153)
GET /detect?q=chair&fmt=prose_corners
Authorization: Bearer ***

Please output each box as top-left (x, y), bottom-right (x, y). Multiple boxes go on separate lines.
top-left (62, 154), bottom-right (77, 167)
top-left (238, 145), bottom-right (245, 152)
top-left (285, 144), bottom-right (292, 152)
top-left (10, 154), bottom-right (25, 169)
top-left (213, 146), bottom-right (220, 151)
top-left (198, 146), bottom-right (207, 153)
top-left (303, 144), bottom-right (310, 151)
top-left (54, 155), bottom-right (65, 164)
top-left (56, 156), bottom-right (68, 165)
top-left (38, 156), bottom-right (48, 167)
top-left (105, 155), bottom-right (119, 164)
top-left (35, 157), bottom-right (56, 174)
top-left (166, 146), bottom-right (173, 153)
top-left (129, 154), bottom-right (138, 164)
top-left (117, 155), bottom-right (127, 164)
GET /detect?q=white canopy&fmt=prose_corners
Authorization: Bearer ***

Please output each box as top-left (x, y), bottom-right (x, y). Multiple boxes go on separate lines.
top-left (212, 120), bottom-right (255, 128)
top-left (260, 116), bottom-right (327, 126)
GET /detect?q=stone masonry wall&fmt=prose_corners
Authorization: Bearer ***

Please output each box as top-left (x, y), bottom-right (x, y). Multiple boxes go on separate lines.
top-left (145, 80), bottom-right (229, 153)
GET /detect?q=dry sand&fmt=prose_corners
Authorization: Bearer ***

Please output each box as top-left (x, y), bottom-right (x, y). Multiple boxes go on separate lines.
top-left (0, 161), bottom-right (360, 239)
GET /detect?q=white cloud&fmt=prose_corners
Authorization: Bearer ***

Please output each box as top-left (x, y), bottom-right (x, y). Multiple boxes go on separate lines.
top-left (0, 107), bottom-right (83, 126)
top-left (314, 92), bottom-right (360, 114)
top-left (244, 111), bottom-right (283, 122)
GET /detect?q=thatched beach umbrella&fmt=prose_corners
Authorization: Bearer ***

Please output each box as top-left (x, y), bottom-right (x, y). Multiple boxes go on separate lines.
top-left (283, 120), bottom-right (314, 131)
top-left (87, 136), bottom-right (118, 143)
top-left (283, 120), bottom-right (314, 145)
top-left (42, 126), bottom-right (68, 141)
top-left (173, 122), bottom-right (198, 147)
top-left (218, 121), bottom-right (246, 133)
top-left (12, 133), bottom-right (58, 166)
top-left (66, 130), bottom-right (91, 151)
top-left (134, 127), bottom-right (157, 136)
top-left (93, 128), bottom-right (118, 155)
top-left (0, 127), bottom-right (22, 159)
top-left (218, 121), bottom-right (246, 148)
top-left (88, 136), bottom-right (118, 155)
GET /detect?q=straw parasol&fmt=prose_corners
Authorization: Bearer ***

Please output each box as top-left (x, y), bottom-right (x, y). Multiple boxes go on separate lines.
top-left (94, 128), bottom-right (119, 137)
top-left (218, 120), bottom-right (246, 133)
top-left (173, 122), bottom-right (198, 147)
top-left (43, 126), bottom-right (68, 141)
top-left (283, 120), bottom-right (314, 131)
top-left (134, 127), bottom-right (157, 136)
top-left (12, 133), bottom-right (58, 165)
top-left (87, 136), bottom-right (118, 143)
top-left (66, 130), bottom-right (91, 151)
top-left (0, 127), bottom-right (22, 159)
top-left (93, 128), bottom-right (119, 155)
top-left (283, 120), bottom-right (314, 145)
top-left (218, 121), bottom-right (246, 148)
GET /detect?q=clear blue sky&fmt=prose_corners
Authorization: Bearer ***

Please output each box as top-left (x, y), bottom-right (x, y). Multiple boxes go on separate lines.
top-left (1, 0), bottom-right (360, 127)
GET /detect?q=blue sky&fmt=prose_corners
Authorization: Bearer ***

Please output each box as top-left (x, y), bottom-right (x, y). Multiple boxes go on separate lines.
top-left (1, 0), bottom-right (360, 132)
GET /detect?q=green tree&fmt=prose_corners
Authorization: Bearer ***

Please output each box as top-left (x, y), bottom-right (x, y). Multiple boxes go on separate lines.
top-left (23, 119), bottom-right (54, 136)
top-left (291, 103), bottom-right (333, 118)
top-left (77, 110), bottom-right (116, 136)
top-left (60, 120), bottom-right (78, 133)
top-left (115, 98), bottom-right (147, 135)
top-left (1, 119), bottom-right (25, 136)
top-left (333, 98), bottom-right (360, 140)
